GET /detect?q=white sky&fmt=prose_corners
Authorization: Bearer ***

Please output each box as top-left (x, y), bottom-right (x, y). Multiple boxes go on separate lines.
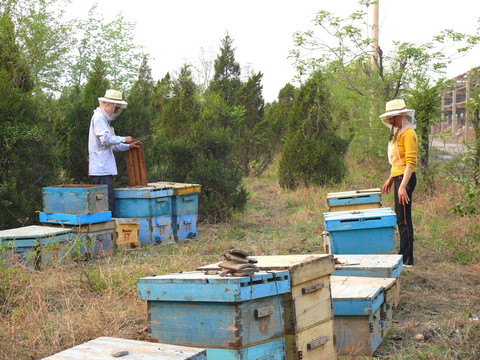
top-left (65, 0), bottom-right (480, 102)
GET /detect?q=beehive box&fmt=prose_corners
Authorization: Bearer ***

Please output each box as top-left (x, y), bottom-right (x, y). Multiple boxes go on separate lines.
top-left (138, 215), bottom-right (174, 244)
top-left (114, 218), bottom-right (140, 249)
top-left (327, 188), bottom-right (381, 212)
top-left (39, 211), bottom-right (112, 226)
top-left (333, 254), bottom-right (403, 307)
top-left (0, 225), bottom-right (75, 270)
top-left (138, 270), bottom-right (290, 358)
top-left (42, 336), bottom-right (207, 359)
top-left (332, 275), bottom-right (397, 337)
top-left (331, 278), bottom-right (385, 356)
top-left (197, 254), bottom-right (337, 360)
top-left (42, 221), bottom-right (115, 259)
top-left (149, 182), bottom-right (201, 241)
top-left (43, 184), bottom-right (108, 215)
top-left (113, 185), bottom-right (173, 218)
top-left (323, 208), bottom-right (397, 254)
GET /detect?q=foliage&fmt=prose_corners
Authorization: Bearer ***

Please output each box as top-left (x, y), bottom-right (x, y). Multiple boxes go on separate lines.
top-left (1, 0), bottom-right (72, 93)
top-left (68, 4), bottom-right (145, 92)
top-left (279, 70), bottom-right (348, 189)
top-left (147, 68), bottom-right (247, 222)
top-left (0, 14), bottom-right (54, 228)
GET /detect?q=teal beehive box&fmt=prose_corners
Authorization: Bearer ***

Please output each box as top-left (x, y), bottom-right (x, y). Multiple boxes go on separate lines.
top-left (327, 188), bottom-right (382, 212)
top-left (114, 185), bottom-right (173, 218)
top-left (43, 184), bottom-right (108, 215)
top-left (331, 278), bottom-right (385, 356)
top-left (323, 208), bottom-right (397, 254)
top-left (138, 270), bottom-right (290, 359)
top-left (149, 182), bottom-right (201, 241)
top-left (0, 225), bottom-right (76, 270)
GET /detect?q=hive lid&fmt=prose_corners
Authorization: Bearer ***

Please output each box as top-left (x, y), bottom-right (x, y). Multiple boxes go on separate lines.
top-left (114, 185), bottom-right (173, 198)
top-left (148, 182), bottom-right (201, 195)
top-left (327, 188), bottom-right (381, 199)
top-left (331, 282), bottom-right (384, 316)
top-left (0, 225), bottom-right (73, 240)
top-left (138, 270), bottom-right (290, 302)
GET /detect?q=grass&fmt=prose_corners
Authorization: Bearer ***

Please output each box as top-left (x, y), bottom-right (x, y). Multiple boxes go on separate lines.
top-left (1, 158), bottom-right (480, 359)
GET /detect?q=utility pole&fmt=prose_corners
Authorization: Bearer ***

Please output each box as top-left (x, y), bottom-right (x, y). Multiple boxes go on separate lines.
top-left (371, 0), bottom-right (379, 68)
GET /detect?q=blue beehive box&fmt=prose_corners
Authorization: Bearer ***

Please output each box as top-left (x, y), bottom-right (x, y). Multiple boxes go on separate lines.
top-left (114, 185), bottom-right (173, 218)
top-left (331, 279), bottom-right (385, 356)
top-left (138, 270), bottom-right (290, 359)
top-left (0, 225), bottom-right (76, 270)
top-left (149, 182), bottom-right (201, 241)
top-left (323, 208), bottom-right (397, 254)
top-left (43, 184), bottom-right (109, 215)
top-left (327, 188), bottom-right (382, 212)
top-left (138, 215), bottom-right (174, 245)
top-left (333, 254), bottom-right (403, 278)
top-left (42, 337), bottom-right (207, 360)
top-left (39, 211), bottom-right (112, 226)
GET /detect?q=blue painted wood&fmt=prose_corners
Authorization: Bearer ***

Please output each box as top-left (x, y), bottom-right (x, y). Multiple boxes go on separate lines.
top-left (138, 271), bottom-right (291, 302)
top-left (331, 284), bottom-right (384, 316)
top-left (174, 213), bottom-right (198, 241)
top-left (205, 337), bottom-right (286, 360)
top-left (328, 193), bottom-right (381, 207)
top-left (43, 185), bottom-right (109, 215)
top-left (0, 225), bottom-right (77, 270)
top-left (43, 337), bottom-right (208, 359)
top-left (323, 208), bottom-right (396, 231)
top-left (39, 211), bottom-right (112, 225)
top-left (148, 297), bottom-right (285, 348)
top-left (114, 186), bottom-right (173, 218)
top-left (137, 215), bottom-right (174, 244)
top-left (333, 254), bottom-right (403, 278)
top-left (173, 193), bottom-right (199, 215)
top-left (323, 208), bottom-right (396, 254)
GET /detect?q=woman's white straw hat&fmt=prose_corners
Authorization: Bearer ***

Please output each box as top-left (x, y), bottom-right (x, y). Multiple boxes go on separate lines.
top-left (98, 89), bottom-right (128, 107)
top-left (379, 99), bottom-right (413, 120)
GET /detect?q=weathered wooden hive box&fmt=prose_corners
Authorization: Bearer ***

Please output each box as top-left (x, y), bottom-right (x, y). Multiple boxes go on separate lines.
top-left (138, 270), bottom-right (291, 360)
top-left (327, 188), bottom-right (382, 212)
top-left (0, 225), bottom-right (75, 270)
top-left (333, 254), bottom-right (403, 307)
top-left (42, 336), bottom-right (207, 359)
top-left (331, 275), bottom-right (397, 337)
top-left (45, 221), bottom-right (116, 259)
top-left (331, 278), bottom-right (385, 356)
top-left (43, 184), bottom-right (109, 215)
top-left (198, 254), bottom-right (337, 360)
top-left (114, 218), bottom-right (140, 250)
top-left (114, 185), bottom-right (174, 244)
top-left (322, 208), bottom-right (397, 254)
top-left (149, 182), bottom-right (201, 241)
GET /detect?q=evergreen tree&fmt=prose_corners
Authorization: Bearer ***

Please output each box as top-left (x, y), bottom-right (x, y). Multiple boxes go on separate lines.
top-left (279, 70), bottom-right (348, 189)
top-left (0, 12), bottom-right (52, 228)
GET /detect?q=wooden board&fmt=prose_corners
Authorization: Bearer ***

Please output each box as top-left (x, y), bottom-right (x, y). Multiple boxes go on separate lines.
top-left (42, 337), bottom-right (207, 359)
top-left (334, 308), bottom-right (383, 356)
top-left (285, 319), bottom-right (336, 360)
top-left (333, 254), bottom-right (403, 279)
top-left (125, 146), bottom-right (148, 187)
top-left (43, 184), bottom-right (108, 215)
top-left (197, 254), bottom-right (335, 284)
top-left (149, 182), bottom-right (201, 196)
top-left (148, 297), bottom-right (285, 348)
top-left (138, 271), bottom-right (291, 303)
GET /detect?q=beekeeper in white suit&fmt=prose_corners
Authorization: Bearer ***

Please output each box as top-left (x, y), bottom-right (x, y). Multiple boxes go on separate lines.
top-left (88, 89), bottom-right (141, 214)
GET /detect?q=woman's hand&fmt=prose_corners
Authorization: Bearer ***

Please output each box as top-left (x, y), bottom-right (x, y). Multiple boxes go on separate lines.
top-left (382, 177), bottom-right (393, 194)
top-left (398, 185), bottom-right (410, 205)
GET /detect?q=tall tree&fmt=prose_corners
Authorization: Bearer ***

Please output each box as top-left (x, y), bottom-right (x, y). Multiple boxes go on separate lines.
top-left (209, 33), bottom-right (242, 110)
top-left (279, 70), bottom-right (348, 189)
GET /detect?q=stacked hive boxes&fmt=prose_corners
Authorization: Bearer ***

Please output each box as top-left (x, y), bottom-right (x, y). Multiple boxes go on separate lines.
top-left (39, 184), bottom-right (115, 259)
top-left (114, 184), bottom-right (174, 245)
top-left (327, 189), bottom-right (382, 212)
top-left (148, 182), bottom-right (201, 241)
top-left (0, 225), bottom-right (77, 270)
top-left (323, 189), bottom-right (403, 356)
top-left (42, 337), bottom-right (207, 359)
top-left (137, 270), bottom-right (291, 359)
top-left (197, 254), bottom-right (337, 360)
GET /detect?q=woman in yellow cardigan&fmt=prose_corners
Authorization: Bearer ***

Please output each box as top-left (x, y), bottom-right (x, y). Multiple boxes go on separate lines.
top-left (380, 99), bottom-right (418, 266)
